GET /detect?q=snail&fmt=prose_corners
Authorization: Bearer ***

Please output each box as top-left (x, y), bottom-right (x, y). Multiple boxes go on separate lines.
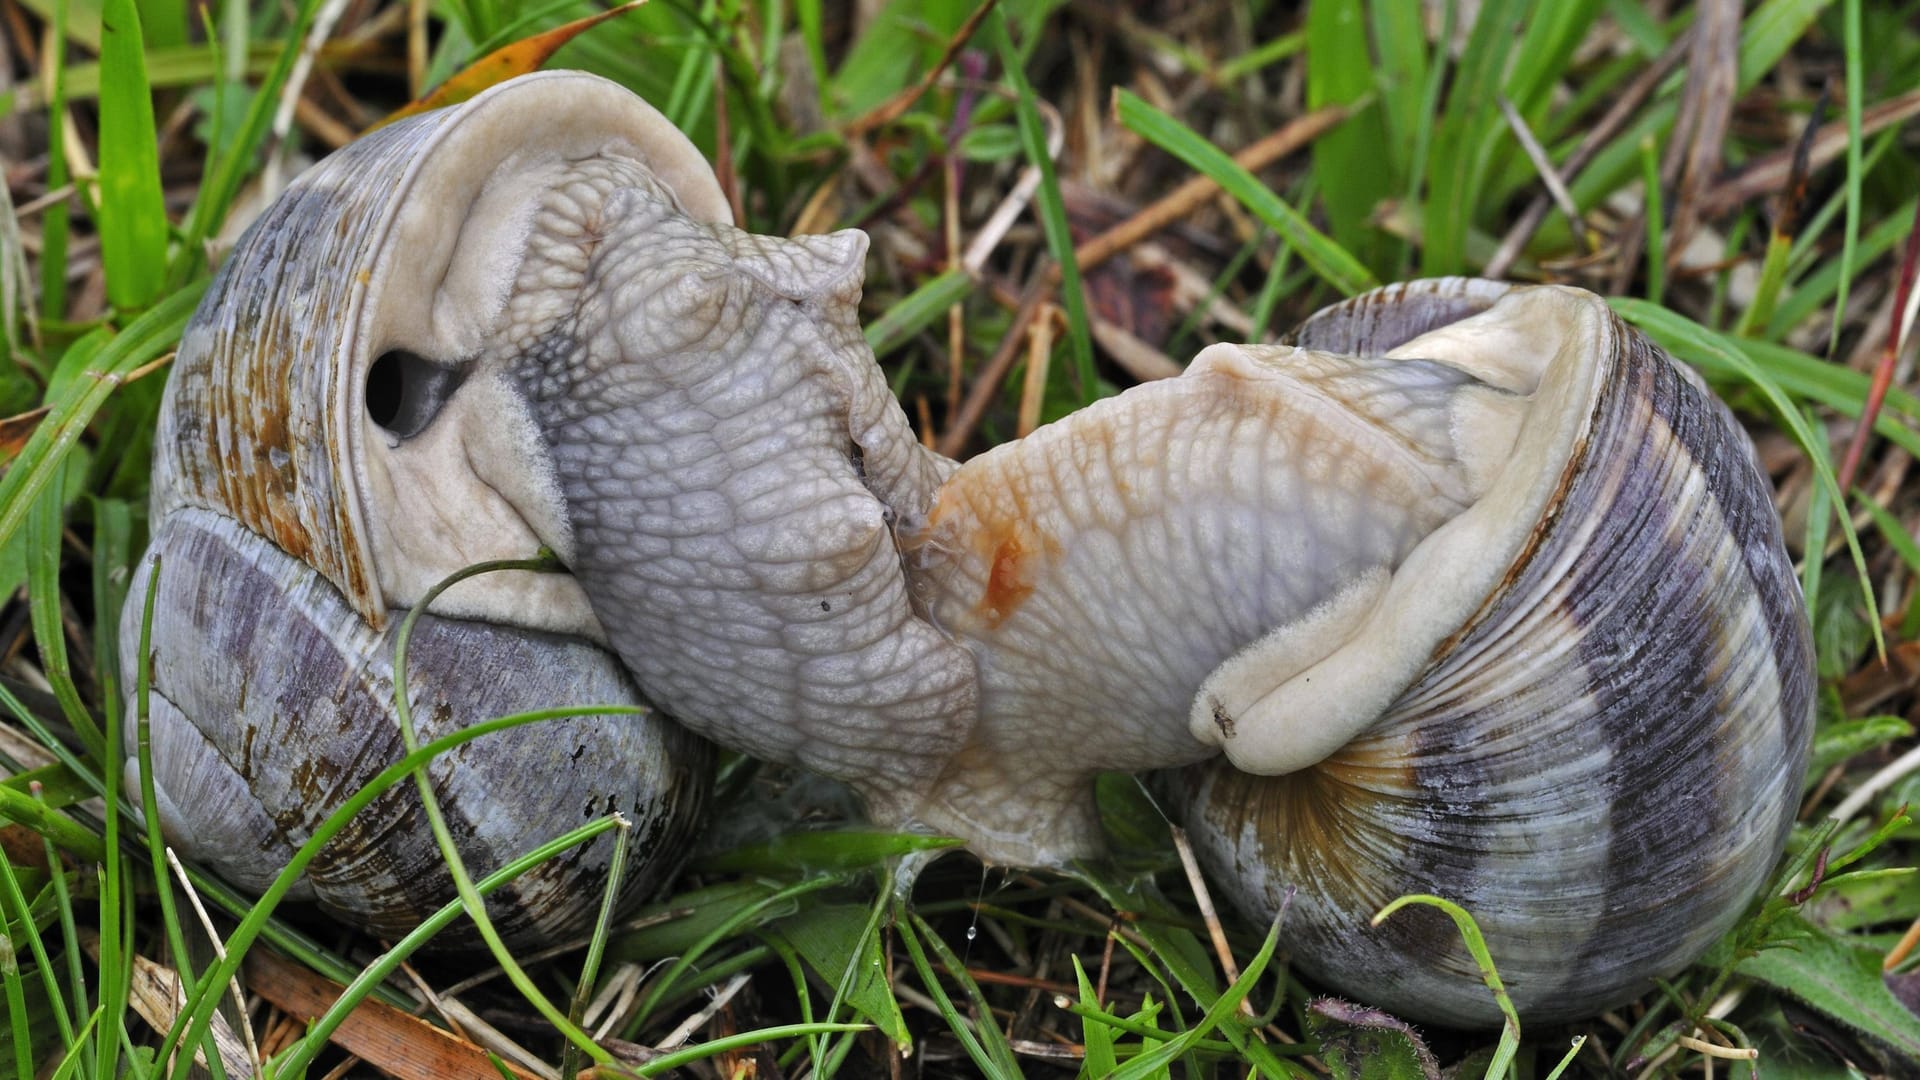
top-left (125, 71), bottom-right (1813, 1022)
top-left (120, 72), bottom-right (722, 946)
top-left (897, 277), bottom-right (1813, 1023)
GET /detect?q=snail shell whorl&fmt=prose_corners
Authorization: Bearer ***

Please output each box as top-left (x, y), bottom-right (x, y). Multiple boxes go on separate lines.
top-left (126, 511), bottom-right (711, 945)
top-left (1186, 279), bottom-right (1814, 1025)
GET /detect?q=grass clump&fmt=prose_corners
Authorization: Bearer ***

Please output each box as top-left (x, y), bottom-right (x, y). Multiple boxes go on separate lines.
top-left (5, 1), bottom-right (1920, 1077)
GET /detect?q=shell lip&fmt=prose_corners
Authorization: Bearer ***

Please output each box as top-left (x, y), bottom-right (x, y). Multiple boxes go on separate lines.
top-left (1419, 294), bottom-right (1614, 667)
top-left (1195, 281), bottom-right (1616, 776)
top-left (329, 71), bottom-right (729, 629)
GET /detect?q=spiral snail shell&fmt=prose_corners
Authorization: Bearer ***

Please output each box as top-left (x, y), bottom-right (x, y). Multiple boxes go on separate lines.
top-left (1179, 279), bottom-right (1817, 1024)
top-left (124, 70), bottom-right (1813, 1021)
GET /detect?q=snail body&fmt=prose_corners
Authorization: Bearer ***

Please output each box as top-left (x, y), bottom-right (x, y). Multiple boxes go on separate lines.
top-left (127, 72), bottom-right (1812, 1019)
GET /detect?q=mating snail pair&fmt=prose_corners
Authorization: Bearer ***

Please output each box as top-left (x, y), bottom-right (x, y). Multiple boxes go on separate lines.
top-left (121, 72), bottom-right (1814, 1027)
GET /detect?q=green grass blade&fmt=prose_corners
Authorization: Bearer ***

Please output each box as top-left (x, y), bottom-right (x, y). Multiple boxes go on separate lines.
top-left (96, 0), bottom-right (169, 310)
top-left (6, 43), bottom-right (284, 111)
top-left (1072, 957), bottom-right (1118, 1075)
top-left (174, 0), bottom-right (325, 280)
top-left (131, 556), bottom-right (208, 1072)
top-left (1739, 0), bottom-right (1833, 90)
top-left (1372, 895), bottom-right (1520, 1078)
top-left (155, 702), bottom-right (643, 1070)
top-left (1739, 231), bottom-right (1795, 337)
top-left (1366, 0), bottom-right (1428, 182)
top-left (388, 558), bottom-right (616, 1066)
top-left (1614, 298), bottom-right (1883, 656)
top-left (991, 10), bottom-right (1095, 406)
top-left (0, 282), bottom-right (203, 557)
top-left (892, 900), bottom-right (1020, 1078)
top-left (866, 268), bottom-right (974, 359)
top-left (1828, 0), bottom-right (1863, 356)
top-left (628, 875), bottom-right (844, 1030)
top-left (1117, 90), bottom-right (1376, 297)
top-left (1307, 0), bottom-right (1395, 275)
top-left (1769, 196), bottom-right (1914, 342)
top-left (1420, 0), bottom-right (1522, 276)
top-left (559, 816), bottom-right (630, 1079)
top-left (136, 0), bottom-right (185, 47)
top-left (38, 0), bottom-right (71, 325)
top-left (2, 925), bottom-right (33, 1080)
top-left (0, 838), bottom-right (75, 1050)
top-left (1503, 0), bottom-right (1607, 116)
top-left (26, 460), bottom-right (105, 759)
top-left (637, 1023), bottom-right (868, 1077)
top-left (1110, 915), bottom-right (1283, 1080)
top-left (1563, 0), bottom-right (1836, 229)
top-left (0, 787), bottom-right (104, 862)
top-left (42, 822), bottom-right (93, 1079)
top-left (1640, 134), bottom-right (1665, 304)
top-left (97, 592), bottom-right (128, 1080)
top-left (1217, 30), bottom-right (1305, 81)
top-left (271, 815), bottom-right (624, 1079)
top-left (1802, 434), bottom-right (1831, 619)
top-left (1544, 1036), bottom-right (1588, 1080)
top-left (45, 1008), bottom-right (102, 1080)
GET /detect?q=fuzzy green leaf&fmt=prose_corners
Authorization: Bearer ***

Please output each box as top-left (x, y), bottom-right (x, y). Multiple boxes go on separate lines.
top-left (1739, 915), bottom-right (1920, 1058)
top-left (1811, 717), bottom-right (1915, 777)
top-left (1306, 999), bottom-right (1440, 1080)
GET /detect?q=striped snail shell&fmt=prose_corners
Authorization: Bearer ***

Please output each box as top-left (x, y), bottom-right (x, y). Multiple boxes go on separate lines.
top-left (1180, 279), bottom-right (1816, 1024)
top-left (121, 72), bottom-right (719, 946)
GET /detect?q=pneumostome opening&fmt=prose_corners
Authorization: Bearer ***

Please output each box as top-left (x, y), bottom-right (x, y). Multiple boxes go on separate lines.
top-left (366, 350), bottom-right (469, 440)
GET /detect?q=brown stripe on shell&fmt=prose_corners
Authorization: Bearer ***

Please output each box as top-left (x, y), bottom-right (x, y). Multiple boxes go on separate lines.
top-left (155, 112), bottom-right (451, 628)
top-left (1188, 742), bottom-right (1421, 922)
top-left (126, 508), bottom-right (711, 948)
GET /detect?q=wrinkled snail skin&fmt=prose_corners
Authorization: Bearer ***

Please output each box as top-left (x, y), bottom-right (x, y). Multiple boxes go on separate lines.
top-left (122, 73), bottom-right (730, 946)
top-left (1184, 280), bottom-right (1815, 1026)
top-left (895, 337), bottom-right (1506, 863)
top-left (494, 173), bottom-right (980, 823)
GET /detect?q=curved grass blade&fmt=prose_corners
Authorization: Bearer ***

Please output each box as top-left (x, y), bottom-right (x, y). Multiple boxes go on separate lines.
top-left (0, 282), bottom-right (204, 557)
top-left (1614, 298), bottom-right (1884, 658)
top-left (1117, 90), bottom-right (1376, 297)
top-left (1373, 894), bottom-right (1520, 1079)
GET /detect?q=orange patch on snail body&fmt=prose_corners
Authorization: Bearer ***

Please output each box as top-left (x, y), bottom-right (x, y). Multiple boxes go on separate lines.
top-left (961, 502), bottom-right (1061, 630)
top-left (980, 531), bottom-right (1033, 628)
